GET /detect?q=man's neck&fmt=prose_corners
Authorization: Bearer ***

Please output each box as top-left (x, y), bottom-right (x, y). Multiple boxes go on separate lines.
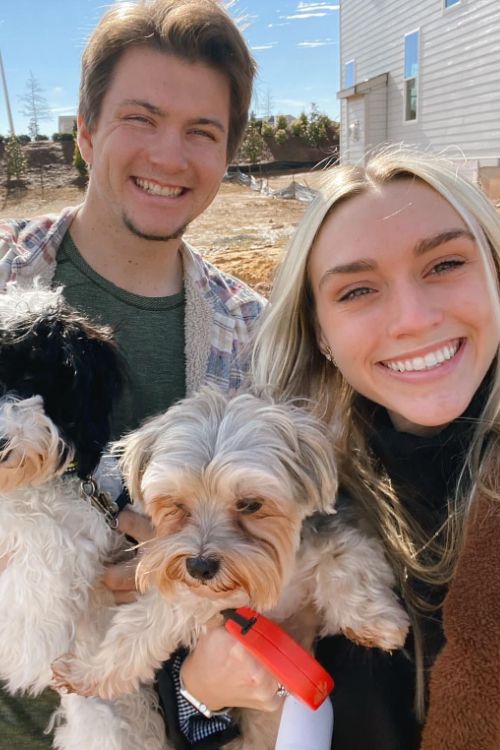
top-left (69, 204), bottom-right (184, 298)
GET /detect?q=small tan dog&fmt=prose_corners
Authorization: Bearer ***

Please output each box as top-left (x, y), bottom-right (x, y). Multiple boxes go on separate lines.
top-left (53, 388), bottom-right (409, 749)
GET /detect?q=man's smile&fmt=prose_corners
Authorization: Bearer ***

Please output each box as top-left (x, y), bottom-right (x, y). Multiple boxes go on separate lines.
top-left (133, 177), bottom-right (186, 198)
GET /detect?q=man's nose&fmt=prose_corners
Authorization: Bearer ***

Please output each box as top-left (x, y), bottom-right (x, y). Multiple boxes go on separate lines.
top-left (149, 129), bottom-right (188, 173)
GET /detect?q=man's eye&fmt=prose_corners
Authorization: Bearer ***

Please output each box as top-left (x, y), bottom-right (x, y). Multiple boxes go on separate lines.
top-left (236, 498), bottom-right (263, 514)
top-left (125, 115), bottom-right (150, 124)
top-left (190, 129), bottom-right (216, 140)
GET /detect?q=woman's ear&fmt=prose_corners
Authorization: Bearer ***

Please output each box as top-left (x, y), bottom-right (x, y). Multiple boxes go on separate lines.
top-left (316, 327), bottom-right (330, 360)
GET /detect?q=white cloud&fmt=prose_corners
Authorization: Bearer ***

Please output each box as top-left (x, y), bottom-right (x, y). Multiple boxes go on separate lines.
top-left (298, 39), bottom-right (337, 48)
top-left (286, 13), bottom-right (327, 19)
top-left (251, 44), bottom-right (277, 51)
top-left (285, 2), bottom-right (339, 19)
top-left (297, 2), bottom-right (340, 10)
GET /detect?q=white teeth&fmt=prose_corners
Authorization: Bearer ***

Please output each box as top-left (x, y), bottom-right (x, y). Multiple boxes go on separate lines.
top-left (413, 357), bottom-right (426, 371)
top-left (135, 178), bottom-right (183, 197)
top-left (383, 340), bottom-right (460, 372)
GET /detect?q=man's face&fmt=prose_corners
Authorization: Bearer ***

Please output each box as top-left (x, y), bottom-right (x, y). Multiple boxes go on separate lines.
top-left (78, 46), bottom-right (230, 242)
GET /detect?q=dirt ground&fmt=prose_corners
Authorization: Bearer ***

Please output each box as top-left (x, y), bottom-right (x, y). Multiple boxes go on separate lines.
top-left (0, 171), bottom-right (330, 293)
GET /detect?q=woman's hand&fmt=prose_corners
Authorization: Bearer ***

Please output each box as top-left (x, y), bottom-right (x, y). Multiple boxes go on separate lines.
top-left (101, 508), bottom-right (155, 604)
top-left (181, 624), bottom-right (285, 713)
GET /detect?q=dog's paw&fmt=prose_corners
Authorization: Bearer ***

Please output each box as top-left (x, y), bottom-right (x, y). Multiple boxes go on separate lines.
top-left (51, 655), bottom-right (98, 698)
top-left (342, 610), bottom-right (410, 652)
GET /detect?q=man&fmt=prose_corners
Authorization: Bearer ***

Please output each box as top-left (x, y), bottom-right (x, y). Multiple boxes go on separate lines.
top-left (0, 2), bottom-right (273, 747)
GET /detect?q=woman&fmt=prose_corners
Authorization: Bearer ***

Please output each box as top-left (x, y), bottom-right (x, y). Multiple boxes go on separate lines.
top-left (177, 149), bottom-right (499, 750)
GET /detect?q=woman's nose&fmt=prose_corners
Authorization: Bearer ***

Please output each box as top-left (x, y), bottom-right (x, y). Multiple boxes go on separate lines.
top-left (385, 282), bottom-right (444, 339)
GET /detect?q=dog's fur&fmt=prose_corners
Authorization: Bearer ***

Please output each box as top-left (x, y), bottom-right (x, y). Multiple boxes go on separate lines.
top-left (0, 283), bottom-right (166, 750)
top-left (54, 387), bottom-right (410, 750)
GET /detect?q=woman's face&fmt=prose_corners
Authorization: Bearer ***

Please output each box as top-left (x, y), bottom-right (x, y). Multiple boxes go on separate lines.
top-left (308, 179), bottom-right (500, 433)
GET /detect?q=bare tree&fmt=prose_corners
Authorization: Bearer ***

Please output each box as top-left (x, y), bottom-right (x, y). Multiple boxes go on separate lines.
top-left (19, 71), bottom-right (51, 140)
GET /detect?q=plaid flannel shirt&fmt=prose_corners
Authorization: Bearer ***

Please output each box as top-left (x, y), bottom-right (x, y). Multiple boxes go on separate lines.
top-left (0, 207), bottom-right (265, 395)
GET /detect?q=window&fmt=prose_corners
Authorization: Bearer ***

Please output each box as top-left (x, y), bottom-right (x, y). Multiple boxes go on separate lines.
top-left (404, 30), bottom-right (419, 121)
top-left (444, 0), bottom-right (460, 7)
top-left (344, 60), bottom-right (355, 88)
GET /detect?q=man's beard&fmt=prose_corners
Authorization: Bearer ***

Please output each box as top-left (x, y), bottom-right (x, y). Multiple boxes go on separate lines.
top-left (123, 214), bottom-right (187, 242)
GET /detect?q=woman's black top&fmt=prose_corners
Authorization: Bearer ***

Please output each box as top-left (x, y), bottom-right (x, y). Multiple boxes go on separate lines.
top-left (317, 389), bottom-right (482, 750)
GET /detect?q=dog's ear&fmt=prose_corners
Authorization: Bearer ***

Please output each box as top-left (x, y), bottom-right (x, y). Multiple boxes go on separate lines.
top-left (278, 403), bottom-right (338, 515)
top-left (58, 324), bottom-right (124, 479)
top-left (112, 412), bottom-right (170, 505)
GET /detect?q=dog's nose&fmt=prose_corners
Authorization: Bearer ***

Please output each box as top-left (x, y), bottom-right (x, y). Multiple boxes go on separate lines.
top-left (186, 556), bottom-right (220, 581)
top-left (0, 437), bottom-right (9, 452)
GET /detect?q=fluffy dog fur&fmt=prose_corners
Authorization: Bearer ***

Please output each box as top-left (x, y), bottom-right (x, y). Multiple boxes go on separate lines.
top-left (54, 388), bottom-right (410, 750)
top-left (0, 283), bottom-right (166, 750)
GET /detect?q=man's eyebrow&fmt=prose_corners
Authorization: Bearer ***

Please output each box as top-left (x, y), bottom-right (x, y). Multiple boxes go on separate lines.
top-left (119, 98), bottom-right (164, 116)
top-left (317, 228), bottom-right (475, 289)
top-left (191, 117), bottom-right (227, 134)
top-left (118, 100), bottom-right (226, 133)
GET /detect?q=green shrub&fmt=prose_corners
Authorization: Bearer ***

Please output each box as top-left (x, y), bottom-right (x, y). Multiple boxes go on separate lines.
top-left (53, 132), bottom-right (74, 142)
top-left (73, 141), bottom-right (88, 180)
top-left (261, 121), bottom-right (274, 138)
top-left (5, 136), bottom-right (28, 183)
top-left (274, 128), bottom-right (288, 145)
top-left (275, 115), bottom-right (288, 131)
top-left (290, 112), bottom-right (308, 138)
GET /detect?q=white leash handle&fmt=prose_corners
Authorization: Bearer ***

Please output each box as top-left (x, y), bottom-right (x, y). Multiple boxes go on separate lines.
top-left (275, 695), bottom-right (333, 750)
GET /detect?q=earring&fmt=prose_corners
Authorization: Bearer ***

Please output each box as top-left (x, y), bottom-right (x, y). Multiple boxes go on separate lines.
top-left (324, 344), bottom-right (337, 367)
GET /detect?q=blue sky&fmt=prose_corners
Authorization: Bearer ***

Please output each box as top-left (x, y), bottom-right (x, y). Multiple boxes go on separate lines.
top-left (0, 1), bottom-right (340, 137)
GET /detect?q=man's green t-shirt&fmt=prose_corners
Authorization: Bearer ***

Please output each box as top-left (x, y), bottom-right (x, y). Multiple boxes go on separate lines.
top-left (0, 231), bottom-right (186, 747)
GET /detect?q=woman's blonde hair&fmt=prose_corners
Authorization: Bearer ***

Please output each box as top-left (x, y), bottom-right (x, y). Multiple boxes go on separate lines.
top-left (251, 147), bottom-right (500, 716)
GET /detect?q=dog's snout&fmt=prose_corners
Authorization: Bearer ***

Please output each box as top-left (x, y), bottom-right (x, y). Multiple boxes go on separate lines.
top-left (186, 556), bottom-right (220, 581)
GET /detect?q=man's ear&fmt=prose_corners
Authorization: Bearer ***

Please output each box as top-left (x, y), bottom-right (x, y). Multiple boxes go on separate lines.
top-left (76, 113), bottom-right (93, 166)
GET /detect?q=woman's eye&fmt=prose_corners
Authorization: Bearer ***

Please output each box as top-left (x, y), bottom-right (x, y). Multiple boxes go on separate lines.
top-left (430, 259), bottom-right (465, 275)
top-left (338, 286), bottom-right (374, 302)
top-left (236, 499), bottom-right (263, 514)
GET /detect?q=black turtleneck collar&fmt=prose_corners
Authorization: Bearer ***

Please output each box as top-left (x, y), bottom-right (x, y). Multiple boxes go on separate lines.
top-left (357, 371), bottom-right (493, 532)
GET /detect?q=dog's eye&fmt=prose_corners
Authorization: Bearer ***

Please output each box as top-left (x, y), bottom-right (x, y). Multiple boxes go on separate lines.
top-left (236, 498), bottom-right (263, 515)
top-left (174, 502), bottom-right (191, 518)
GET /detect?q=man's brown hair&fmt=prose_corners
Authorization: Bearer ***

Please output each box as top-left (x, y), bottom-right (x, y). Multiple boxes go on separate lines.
top-left (79, 0), bottom-right (256, 162)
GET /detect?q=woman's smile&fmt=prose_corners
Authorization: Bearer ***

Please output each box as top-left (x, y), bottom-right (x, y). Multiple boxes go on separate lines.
top-left (309, 179), bottom-right (500, 432)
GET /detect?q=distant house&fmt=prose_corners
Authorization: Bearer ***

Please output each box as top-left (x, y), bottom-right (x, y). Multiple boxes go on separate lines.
top-left (337, 0), bottom-right (500, 195)
top-left (58, 116), bottom-right (77, 135)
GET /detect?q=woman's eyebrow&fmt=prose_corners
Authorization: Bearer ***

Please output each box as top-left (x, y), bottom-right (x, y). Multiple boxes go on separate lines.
top-left (318, 259), bottom-right (375, 288)
top-left (414, 229), bottom-right (475, 257)
top-left (317, 229), bottom-right (475, 289)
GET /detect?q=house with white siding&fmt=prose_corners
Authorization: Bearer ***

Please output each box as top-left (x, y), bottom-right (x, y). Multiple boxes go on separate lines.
top-left (337, 0), bottom-right (500, 195)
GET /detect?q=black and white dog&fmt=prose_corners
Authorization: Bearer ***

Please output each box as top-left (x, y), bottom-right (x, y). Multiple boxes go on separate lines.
top-left (0, 283), bottom-right (166, 750)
